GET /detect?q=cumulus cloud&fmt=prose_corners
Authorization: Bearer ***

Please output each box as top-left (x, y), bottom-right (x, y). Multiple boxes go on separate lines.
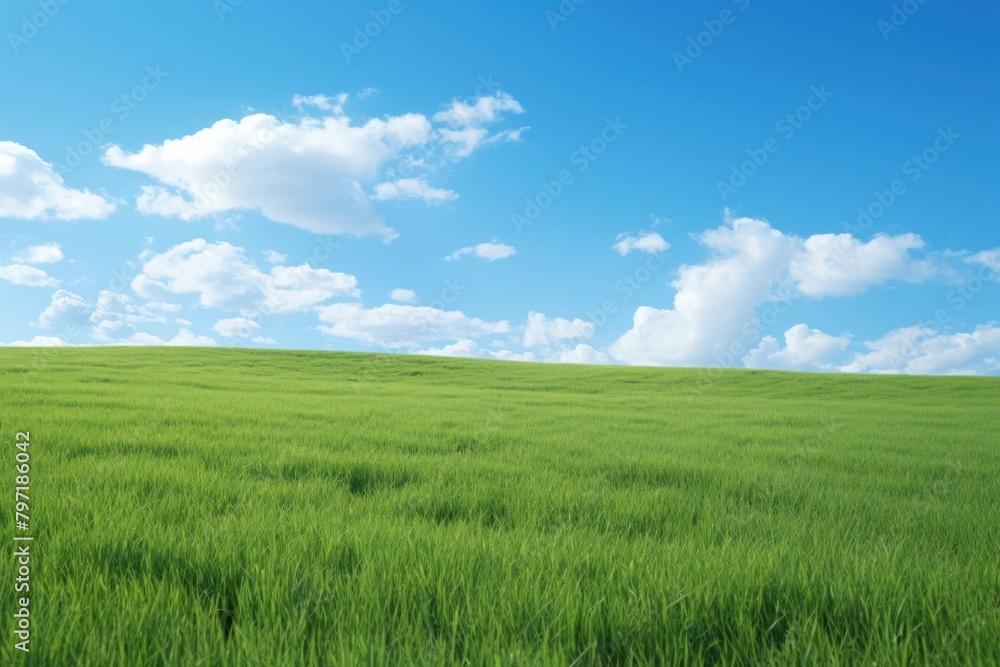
top-left (0, 335), bottom-right (68, 347)
top-left (390, 288), bottom-right (417, 303)
top-left (609, 216), bottom-right (796, 366)
top-left (13, 244), bottom-right (64, 265)
top-left (965, 248), bottom-right (1000, 277)
top-left (558, 344), bottom-right (609, 364)
top-left (132, 239), bottom-right (359, 315)
top-left (790, 233), bottom-right (933, 297)
top-left (612, 231), bottom-right (670, 256)
top-left (446, 240), bottom-right (517, 262)
top-left (111, 329), bottom-right (217, 347)
top-left (262, 249), bottom-right (287, 264)
top-left (103, 92), bottom-right (524, 236)
top-left (316, 302), bottom-right (509, 349)
top-left (416, 339), bottom-right (535, 361)
top-left (0, 265), bottom-right (58, 287)
top-left (523, 312), bottom-right (594, 348)
top-left (434, 92), bottom-right (524, 127)
top-left (89, 291), bottom-right (167, 342)
top-left (841, 325), bottom-right (1000, 375)
top-left (213, 317), bottom-right (260, 339)
top-left (0, 142), bottom-right (115, 220)
top-left (373, 178), bottom-right (458, 203)
top-left (36, 290), bottom-right (92, 330)
top-left (609, 216), bottom-right (945, 367)
top-left (743, 324), bottom-right (850, 371)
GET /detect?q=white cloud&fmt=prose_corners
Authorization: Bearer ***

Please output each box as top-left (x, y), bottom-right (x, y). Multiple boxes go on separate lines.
top-left (609, 216), bottom-right (796, 366)
top-left (373, 178), bottom-right (458, 203)
top-left (110, 329), bottom-right (218, 347)
top-left (262, 249), bottom-right (288, 264)
top-left (292, 93), bottom-right (347, 114)
top-left (558, 344), bottom-right (609, 364)
top-left (0, 142), bottom-right (115, 220)
top-left (390, 288), bottom-right (417, 303)
top-left (743, 324), bottom-right (850, 371)
top-left (251, 336), bottom-right (277, 344)
top-left (841, 325), bottom-right (1000, 375)
top-left (103, 112), bottom-right (396, 237)
top-left (523, 312), bottom-right (594, 348)
top-left (446, 240), bottom-right (517, 262)
top-left (213, 317), bottom-right (260, 338)
top-left (0, 264), bottom-right (58, 287)
top-left (434, 92), bottom-right (524, 127)
top-left (13, 244), bottom-right (64, 265)
top-left (89, 291), bottom-right (167, 342)
top-left (316, 302), bottom-right (510, 349)
top-left (0, 336), bottom-right (67, 347)
top-left (790, 233), bottom-right (933, 297)
top-left (416, 338), bottom-right (535, 361)
top-left (36, 290), bottom-right (92, 330)
top-left (132, 239), bottom-right (359, 315)
top-left (103, 93), bottom-right (524, 237)
top-left (432, 92), bottom-right (527, 158)
top-left (609, 216), bottom-right (949, 367)
top-left (966, 248), bottom-right (1000, 277)
top-left (612, 231), bottom-right (670, 256)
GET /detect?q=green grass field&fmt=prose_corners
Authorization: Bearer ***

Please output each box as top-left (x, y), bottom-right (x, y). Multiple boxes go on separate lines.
top-left (1, 347), bottom-right (998, 666)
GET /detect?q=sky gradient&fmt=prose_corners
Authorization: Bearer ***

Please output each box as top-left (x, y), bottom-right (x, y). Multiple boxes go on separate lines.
top-left (1, 0), bottom-right (998, 374)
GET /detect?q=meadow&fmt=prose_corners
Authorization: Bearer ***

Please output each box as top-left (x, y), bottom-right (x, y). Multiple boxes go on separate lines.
top-left (0, 347), bottom-right (997, 666)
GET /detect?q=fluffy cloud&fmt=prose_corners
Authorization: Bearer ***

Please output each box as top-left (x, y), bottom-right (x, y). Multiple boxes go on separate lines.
top-left (213, 317), bottom-right (260, 338)
top-left (103, 92), bottom-right (524, 236)
top-left (0, 336), bottom-right (67, 347)
top-left (110, 329), bottom-right (217, 347)
top-left (316, 302), bottom-right (510, 349)
top-left (523, 312), bottom-right (594, 348)
top-left (433, 92), bottom-right (527, 158)
top-left (558, 344), bottom-right (609, 364)
top-left (390, 288), bottom-right (417, 303)
top-left (609, 216), bottom-right (947, 367)
top-left (841, 325), bottom-right (1000, 375)
top-left (417, 339), bottom-right (535, 362)
top-left (743, 324), bottom-right (850, 371)
top-left (262, 249), bottom-right (288, 264)
top-left (373, 178), bottom-right (458, 203)
top-left (433, 92), bottom-right (524, 126)
top-left (0, 142), bottom-right (115, 220)
top-left (89, 291), bottom-right (167, 342)
top-left (612, 231), bottom-right (670, 256)
top-left (966, 248), bottom-right (1000, 277)
top-left (790, 233), bottom-right (933, 297)
top-left (36, 290), bottom-right (92, 330)
top-left (0, 265), bottom-right (58, 287)
top-left (132, 239), bottom-right (359, 315)
top-left (446, 240), bottom-right (517, 262)
top-left (13, 244), bottom-right (64, 265)
top-left (610, 217), bottom-right (796, 366)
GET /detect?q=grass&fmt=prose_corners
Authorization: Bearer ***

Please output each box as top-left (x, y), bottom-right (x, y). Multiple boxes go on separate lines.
top-left (0, 346), bottom-right (998, 665)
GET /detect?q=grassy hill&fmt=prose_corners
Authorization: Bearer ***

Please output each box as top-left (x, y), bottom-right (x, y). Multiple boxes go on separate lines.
top-left (1, 347), bottom-right (998, 665)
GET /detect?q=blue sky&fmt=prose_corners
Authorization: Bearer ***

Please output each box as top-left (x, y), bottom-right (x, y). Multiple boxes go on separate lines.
top-left (1, 0), bottom-right (998, 374)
